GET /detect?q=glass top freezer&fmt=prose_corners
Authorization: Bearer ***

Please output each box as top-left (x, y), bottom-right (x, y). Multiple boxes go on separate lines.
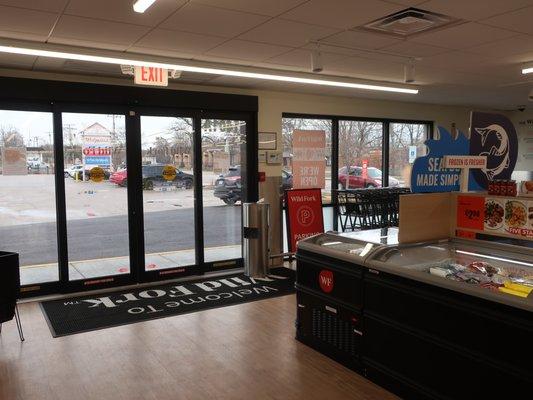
top-left (366, 238), bottom-right (533, 312)
top-left (296, 228), bottom-right (399, 264)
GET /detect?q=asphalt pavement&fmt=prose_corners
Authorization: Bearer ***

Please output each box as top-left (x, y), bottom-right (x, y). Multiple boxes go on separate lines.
top-left (0, 206), bottom-right (241, 266)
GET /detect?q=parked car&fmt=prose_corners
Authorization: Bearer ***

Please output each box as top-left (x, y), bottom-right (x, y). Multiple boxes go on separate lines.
top-left (109, 168), bottom-right (128, 186)
top-left (64, 164), bottom-right (84, 178)
top-left (214, 166), bottom-right (293, 205)
top-left (110, 164), bottom-right (193, 190)
top-left (338, 166), bottom-right (399, 189)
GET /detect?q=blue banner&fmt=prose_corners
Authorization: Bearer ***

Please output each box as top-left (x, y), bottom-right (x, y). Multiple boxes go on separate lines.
top-left (85, 156), bottom-right (111, 166)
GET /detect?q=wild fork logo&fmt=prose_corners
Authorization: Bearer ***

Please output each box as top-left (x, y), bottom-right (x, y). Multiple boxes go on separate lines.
top-left (65, 274), bottom-right (289, 310)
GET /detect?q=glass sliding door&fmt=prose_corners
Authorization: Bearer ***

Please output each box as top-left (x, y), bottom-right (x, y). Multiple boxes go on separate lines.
top-left (202, 119), bottom-right (245, 264)
top-left (62, 112), bottom-right (131, 282)
top-left (389, 122), bottom-right (428, 188)
top-left (140, 115), bottom-right (196, 273)
top-left (338, 120), bottom-right (383, 189)
top-left (0, 109), bottom-right (59, 286)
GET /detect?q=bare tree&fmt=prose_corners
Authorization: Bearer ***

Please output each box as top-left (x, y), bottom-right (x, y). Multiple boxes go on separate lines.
top-left (0, 126), bottom-right (25, 147)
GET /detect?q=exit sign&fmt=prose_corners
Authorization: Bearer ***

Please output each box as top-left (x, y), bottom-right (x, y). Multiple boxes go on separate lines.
top-left (134, 66), bottom-right (168, 87)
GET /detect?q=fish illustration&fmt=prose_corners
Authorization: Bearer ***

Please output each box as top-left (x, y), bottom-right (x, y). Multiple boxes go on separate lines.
top-left (474, 124), bottom-right (510, 181)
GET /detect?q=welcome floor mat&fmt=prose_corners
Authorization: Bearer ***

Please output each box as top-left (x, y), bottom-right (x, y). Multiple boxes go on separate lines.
top-left (41, 267), bottom-right (295, 337)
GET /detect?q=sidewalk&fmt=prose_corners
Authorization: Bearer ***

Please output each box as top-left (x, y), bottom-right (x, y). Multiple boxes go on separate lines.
top-left (20, 245), bottom-right (241, 285)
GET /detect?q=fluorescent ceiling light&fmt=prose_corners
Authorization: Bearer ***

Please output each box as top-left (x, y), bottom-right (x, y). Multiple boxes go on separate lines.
top-left (133, 0), bottom-right (156, 13)
top-left (523, 66), bottom-right (533, 74)
top-left (0, 45), bottom-right (418, 94)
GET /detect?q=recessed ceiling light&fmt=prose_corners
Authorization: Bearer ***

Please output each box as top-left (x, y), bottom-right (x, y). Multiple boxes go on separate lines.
top-left (0, 44), bottom-right (419, 94)
top-left (523, 66), bottom-right (533, 74)
top-left (133, 0), bottom-right (156, 13)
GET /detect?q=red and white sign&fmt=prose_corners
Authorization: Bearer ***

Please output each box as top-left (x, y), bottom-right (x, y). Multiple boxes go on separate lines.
top-left (318, 269), bottom-right (334, 293)
top-left (362, 159), bottom-right (368, 179)
top-left (443, 155), bottom-right (487, 169)
top-left (134, 66), bottom-right (168, 87)
top-left (285, 188), bottom-right (324, 252)
top-left (292, 130), bottom-right (326, 189)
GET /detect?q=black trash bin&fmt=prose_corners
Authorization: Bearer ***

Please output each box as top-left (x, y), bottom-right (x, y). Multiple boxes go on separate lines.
top-left (0, 251), bottom-right (24, 340)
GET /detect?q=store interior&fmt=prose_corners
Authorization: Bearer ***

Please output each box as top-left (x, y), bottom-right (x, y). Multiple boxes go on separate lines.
top-left (0, 1), bottom-right (532, 399)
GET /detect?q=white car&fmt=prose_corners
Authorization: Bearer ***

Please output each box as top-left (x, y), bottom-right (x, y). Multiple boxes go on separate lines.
top-left (64, 165), bottom-right (84, 178)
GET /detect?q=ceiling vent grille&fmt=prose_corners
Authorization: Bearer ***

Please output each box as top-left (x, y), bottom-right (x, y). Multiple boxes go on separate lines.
top-left (357, 8), bottom-right (461, 37)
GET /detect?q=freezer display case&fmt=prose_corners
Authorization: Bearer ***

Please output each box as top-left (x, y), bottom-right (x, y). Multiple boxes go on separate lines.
top-left (295, 229), bottom-right (533, 399)
top-left (295, 228), bottom-right (398, 373)
top-left (366, 238), bottom-right (533, 311)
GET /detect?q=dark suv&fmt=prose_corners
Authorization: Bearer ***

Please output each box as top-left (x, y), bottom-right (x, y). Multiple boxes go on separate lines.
top-left (142, 164), bottom-right (193, 190)
top-left (214, 166), bottom-right (293, 205)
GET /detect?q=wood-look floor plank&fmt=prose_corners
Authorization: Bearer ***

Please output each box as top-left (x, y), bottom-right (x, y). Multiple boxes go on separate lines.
top-left (0, 295), bottom-right (398, 400)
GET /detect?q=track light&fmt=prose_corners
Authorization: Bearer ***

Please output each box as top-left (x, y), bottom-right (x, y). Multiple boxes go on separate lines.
top-left (404, 60), bottom-right (415, 83)
top-left (0, 44), bottom-right (419, 94)
top-left (311, 46), bottom-right (323, 73)
top-left (133, 0), bottom-right (156, 13)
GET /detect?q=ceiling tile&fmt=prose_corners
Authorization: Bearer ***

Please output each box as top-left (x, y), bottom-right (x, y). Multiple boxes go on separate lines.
top-left (0, 0), bottom-right (68, 12)
top-left (48, 37), bottom-right (133, 52)
top-left (420, 0), bottom-right (533, 21)
top-left (411, 22), bottom-right (518, 49)
top-left (65, 0), bottom-right (186, 27)
top-left (282, 0), bottom-right (403, 29)
top-left (380, 41), bottom-right (451, 57)
top-left (481, 5), bottom-right (533, 34)
top-left (0, 6), bottom-right (57, 37)
top-left (416, 50), bottom-right (498, 74)
top-left (206, 40), bottom-right (292, 62)
top-left (51, 15), bottom-right (151, 48)
top-left (0, 30), bottom-right (49, 42)
top-left (324, 30), bottom-right (402, 50)
top-left (160, 3), bottom-right (269, 38)
top-left (326, 56), bottom-right (405, 81)
top-left (263, 49), bottom-right (348, 70)
top-left (466, 35), bottom-right (533, 58)
top-left (385, 0), bottom-right (429, 5)
top-left (238, 18), bottom-right (340, 47)
top-left (192, 54), bottom-right (255, 66)
top-left (191, 0), bottom-right (307, 17)
top-left (135, 29), bottom-right (227, 54)
top-left (127, 46), bottom-right (196, 60)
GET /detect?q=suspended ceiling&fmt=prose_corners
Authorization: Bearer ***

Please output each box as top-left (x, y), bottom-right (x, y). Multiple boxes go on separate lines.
top-left (0, 0), bottom-right (532, 110)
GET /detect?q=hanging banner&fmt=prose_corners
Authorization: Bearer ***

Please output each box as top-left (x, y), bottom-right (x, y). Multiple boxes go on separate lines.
top-left (292, 130), bottom-right (325, 189)
top-left (285, 188), bottom-right (324, 252)
top-left (469, 111), bottom-right (518, 189)
top-left (411, 112), bottom-right (518, 193)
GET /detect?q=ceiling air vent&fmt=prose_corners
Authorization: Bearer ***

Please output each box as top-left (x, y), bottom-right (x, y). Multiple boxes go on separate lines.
top-left (358, 8), bottom-right (460, 37)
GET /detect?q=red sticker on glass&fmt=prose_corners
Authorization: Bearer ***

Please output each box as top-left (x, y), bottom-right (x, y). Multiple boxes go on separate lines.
top-left (318, 269), bottom-right (334, 293)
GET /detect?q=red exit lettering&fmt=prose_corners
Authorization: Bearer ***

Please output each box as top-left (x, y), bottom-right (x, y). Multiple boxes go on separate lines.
top-left (135, 66), bottom-right (168, 87)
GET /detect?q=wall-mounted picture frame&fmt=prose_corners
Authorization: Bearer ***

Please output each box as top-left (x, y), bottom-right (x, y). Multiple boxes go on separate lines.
top-left (259, 132), bottom-right (277, 150)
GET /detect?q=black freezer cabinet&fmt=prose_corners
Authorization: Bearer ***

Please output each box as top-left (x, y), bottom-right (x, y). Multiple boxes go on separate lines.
top-left (296, 287), bottom-right (363, 371)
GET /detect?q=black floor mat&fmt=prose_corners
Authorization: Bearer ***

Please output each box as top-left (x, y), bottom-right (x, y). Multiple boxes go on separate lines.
top-left (41, 267), bottom-right (295, 337)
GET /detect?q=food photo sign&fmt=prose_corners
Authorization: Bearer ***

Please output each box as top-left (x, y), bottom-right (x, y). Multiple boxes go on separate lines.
top-left (457, 195), bottom-right (533, 239)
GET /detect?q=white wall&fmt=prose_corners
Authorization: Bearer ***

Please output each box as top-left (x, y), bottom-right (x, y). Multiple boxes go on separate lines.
top-left (510, 110), bottom-right (533, 174)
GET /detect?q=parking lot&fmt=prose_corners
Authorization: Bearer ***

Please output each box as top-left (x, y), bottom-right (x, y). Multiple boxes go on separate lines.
top-left (0, 172), bottom-right (227, 226)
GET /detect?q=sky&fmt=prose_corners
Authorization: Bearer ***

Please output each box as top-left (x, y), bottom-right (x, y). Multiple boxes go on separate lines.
top-left (0, 110), bottom-right (188, 148)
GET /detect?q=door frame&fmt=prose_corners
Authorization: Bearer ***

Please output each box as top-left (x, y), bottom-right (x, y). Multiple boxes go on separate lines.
top-left (0, 77), bottom-right (258, 297)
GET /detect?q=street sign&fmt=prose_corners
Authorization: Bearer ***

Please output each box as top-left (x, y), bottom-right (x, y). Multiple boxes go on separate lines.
top-left (408, 146), bottom-right (417, 163)
top-left (134, 66), bottom-right (168, 87)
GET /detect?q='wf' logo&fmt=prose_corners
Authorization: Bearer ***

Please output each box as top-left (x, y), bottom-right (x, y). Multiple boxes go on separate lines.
top-left (318, 270), bottom-right (334, 293)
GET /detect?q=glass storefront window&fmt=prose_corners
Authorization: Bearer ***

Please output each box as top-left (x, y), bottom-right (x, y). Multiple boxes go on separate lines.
top-left (62, 113), bottom-right (130, 281)
top-left (389, 123), bottom-right (428, 188)
top-left (0, 110), bottom-right (58, 285)
top-left (338, 120), bottom-right (383, 189)
top-left (202, 119), bottom-right (245, 263)
top-left (141, 116), bottom-right (196, 270)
